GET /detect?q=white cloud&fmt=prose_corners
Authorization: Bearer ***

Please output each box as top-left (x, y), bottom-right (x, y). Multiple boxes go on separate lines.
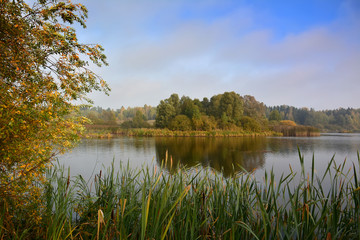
top-left (81, 0), bottom-right (360, 110)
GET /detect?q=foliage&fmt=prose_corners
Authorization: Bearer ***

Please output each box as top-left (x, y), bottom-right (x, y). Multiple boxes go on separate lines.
top-left (155, 92), bottom-right (266, 132)
top-left (280, 120), bottom-right (297, 126)
top-left (1, 153), bottom-right (359, 239)
top-left (121, 110), bottom-right (151, 129)
top-left (267, 106), bottom-right (360, 132)
top-left (0, 0), bottom-right (108, 229)
top-left (239, 116), bottom-right (262, 132)
top-left (85, 108), bottom-right (117, 125)
top-left (198, 115), bottom-right (217, 131)
top-left (78, 95), bottom-right (360, 133)
top-left (79, 105), bottom-right (156, 124)
top-left (118, 104), bottom-right (156, 121)
top-left (269, 109), bottom-right (281, 121)
top-left (243, 95), bottom-right (266, 121)
top-left (79, 93), bottom-right (360, 133)
top-left (169, 115), bottom-right (192, 131)
top-left (180, 96), bottom-right (201, 120)
top-left (155, 96), bottom-right (178, 128)
top-left (208, 91), bottom-right (243, 123)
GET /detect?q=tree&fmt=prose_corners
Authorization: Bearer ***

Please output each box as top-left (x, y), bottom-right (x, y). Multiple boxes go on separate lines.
top-left (167, 93), bottom-right (181, 115)
top-left (243, 95), bottom-right (266, 120)
top-left (155, 100), bottom-right (176, 128)
top-left (219, 92), bottom-right (243, 123)
top-left (269, 110), bottom-right (281, 121)
top-left (0, 0), bottom-right (109, 229)
top-left (122, 110), bottom-right (150, 128)
top-left (294, 107), bottom-right (309, 125)
top-left (180, 96), bottom-right (200, 120)
top-left (201, 97), bottom-right (210, 115)
top-left (208, 94), bottom-right (222, 118)
top-left (208, 92), bottom-right (243, 125)
top-left (155, 94), bottom-right (181, 128)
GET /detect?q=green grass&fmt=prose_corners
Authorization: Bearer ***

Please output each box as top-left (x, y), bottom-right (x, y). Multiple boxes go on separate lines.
top-left (1, 151), bottom-right (359, 239)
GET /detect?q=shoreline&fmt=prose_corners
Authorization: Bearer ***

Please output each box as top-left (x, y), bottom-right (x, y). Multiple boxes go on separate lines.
top-left (82, 126), bottom-right (323, 138)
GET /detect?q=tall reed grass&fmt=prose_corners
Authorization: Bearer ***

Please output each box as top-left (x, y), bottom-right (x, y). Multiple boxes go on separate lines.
top-left (271, 125), bottom-right (320, 137)
top-left (1, 151), bottom-right (359, 239)
top-left (83, 126), bottom-right (280, 138)
top-left (124, 128), bottom-right (279, 137)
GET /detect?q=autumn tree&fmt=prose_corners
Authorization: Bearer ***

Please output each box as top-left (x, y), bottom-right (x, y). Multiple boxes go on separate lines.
top-left (0, 0), bottom-right (109, 229)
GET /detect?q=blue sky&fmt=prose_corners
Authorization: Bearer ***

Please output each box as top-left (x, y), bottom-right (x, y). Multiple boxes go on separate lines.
top-left (76, 0), bottom-right (360, 110)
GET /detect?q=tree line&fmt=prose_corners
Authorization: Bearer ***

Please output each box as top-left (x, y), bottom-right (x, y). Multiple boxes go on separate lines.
top-left (79, 105), bottom-right (156, 127)
top-left (267, 106), bottom-right (360, 132)
top-left (81, 93), bottom-right (360, 133)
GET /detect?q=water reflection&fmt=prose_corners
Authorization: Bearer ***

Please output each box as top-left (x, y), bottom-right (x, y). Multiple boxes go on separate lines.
top-left (155, 137), bottom-right (267, 177)
top-left (59, 134), bottom-right (360, 180)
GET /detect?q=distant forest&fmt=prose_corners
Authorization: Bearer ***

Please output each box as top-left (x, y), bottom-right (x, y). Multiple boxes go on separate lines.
top-left (267, 106), bottom-right (360, 132)
top-left (79, 92), bottom-right (360, 132)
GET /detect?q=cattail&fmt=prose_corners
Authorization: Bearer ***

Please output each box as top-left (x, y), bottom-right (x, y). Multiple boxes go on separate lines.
top-left (97, 209), bottom-right (105, 239)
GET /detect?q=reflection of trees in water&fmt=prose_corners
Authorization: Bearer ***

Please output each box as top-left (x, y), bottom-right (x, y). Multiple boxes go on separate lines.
top-left (155, 137), bottom-right (267, 177)
top-left (124, 137), bottom-right (154, 152)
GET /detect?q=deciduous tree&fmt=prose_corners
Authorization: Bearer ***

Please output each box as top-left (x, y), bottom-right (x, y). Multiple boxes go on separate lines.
top-left (0, 0), bottom-right (109, 228)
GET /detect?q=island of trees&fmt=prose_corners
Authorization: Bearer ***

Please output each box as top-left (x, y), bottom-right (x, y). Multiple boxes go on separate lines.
top-left (79, 91), bottom-right (360, 136)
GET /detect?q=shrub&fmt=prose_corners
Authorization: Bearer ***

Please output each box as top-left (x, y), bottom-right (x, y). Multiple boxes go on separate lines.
top-left (240, 116), bottom-right (262, 132)
top-left (280, 120), bottom-right (297, 126)
top-left (169, 115), bottom-right (192, 131)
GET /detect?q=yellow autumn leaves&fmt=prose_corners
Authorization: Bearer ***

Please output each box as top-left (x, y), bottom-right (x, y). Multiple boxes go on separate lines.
top-left (0, 0), bottom-right (108, 232)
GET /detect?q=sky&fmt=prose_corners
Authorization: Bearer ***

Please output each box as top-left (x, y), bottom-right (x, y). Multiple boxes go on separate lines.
top-left (75, 0), bottom-right (360, 110)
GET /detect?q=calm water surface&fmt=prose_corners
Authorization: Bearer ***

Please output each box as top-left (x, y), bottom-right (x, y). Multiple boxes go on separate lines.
top-left (58, 134), bottom-right (360, 181)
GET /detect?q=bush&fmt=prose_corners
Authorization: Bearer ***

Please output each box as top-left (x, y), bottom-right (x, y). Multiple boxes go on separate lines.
top-left (280, 120), bottom-right (297, 126)
top-left (239, 116), bottom-right (262, 132)
top-left (199, 115), bottom-right (217, 131)
top-left (169, 115), bottom-right (192, 131)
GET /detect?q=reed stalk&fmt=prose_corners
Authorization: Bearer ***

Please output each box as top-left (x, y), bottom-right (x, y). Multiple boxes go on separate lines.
top-left (0, 152), bottom-right (359, 239)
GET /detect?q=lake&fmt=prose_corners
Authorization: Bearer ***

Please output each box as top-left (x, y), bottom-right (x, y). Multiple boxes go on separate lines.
top-left (58, 133), bottom-right (360, 183)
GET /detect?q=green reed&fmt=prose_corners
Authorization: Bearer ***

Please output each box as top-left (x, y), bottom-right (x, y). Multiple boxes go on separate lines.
top-left (1, 151), bottom-right (359, 239)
